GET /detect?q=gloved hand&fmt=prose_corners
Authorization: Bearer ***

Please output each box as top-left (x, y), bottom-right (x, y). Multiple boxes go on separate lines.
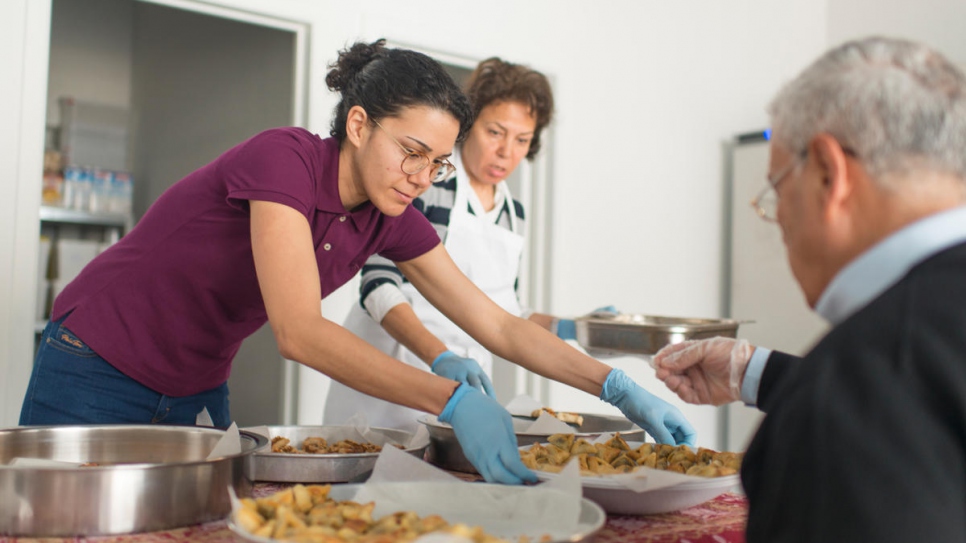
top-left (431, 350), bottom-right (496, 398)
top-left (600, 368), bottom-right (697, 447)
top-left (554, 305), bottom-right (619, 341)
top-left (652, 337), bottom-right (754, 406)
top-left (439, 383), bottom-right (538, 485)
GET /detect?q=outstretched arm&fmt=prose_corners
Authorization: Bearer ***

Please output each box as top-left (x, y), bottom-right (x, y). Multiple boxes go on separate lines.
top-left (398, 245), bottom-right (697, 446)
top-left (249, 200), bottom-right (458, 414)
top-left (356, 253), bottom-right (495, 395)
top-left (379, 302), bottom-right (495, 396)
top-left (250, 193), bottom-right (528, 484)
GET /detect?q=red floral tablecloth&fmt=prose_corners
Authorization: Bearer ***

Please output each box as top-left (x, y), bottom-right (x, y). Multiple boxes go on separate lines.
top-left (595, 492), bottom-right (747, 543)
top-left (2, 487), bottom-right (747, 543)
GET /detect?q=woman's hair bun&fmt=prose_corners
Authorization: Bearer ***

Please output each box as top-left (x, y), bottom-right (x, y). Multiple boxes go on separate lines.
top-left (325, 39), bottom-right (387, 92)
top-left (325, 38), bottom-right (473, 143)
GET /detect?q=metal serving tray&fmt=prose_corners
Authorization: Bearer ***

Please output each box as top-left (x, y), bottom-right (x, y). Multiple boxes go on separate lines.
top-left (418, 413), bottom-right (645, 474)
top-left (575, 313), bottom-right (741, 356)
top-left (0, 424), bottom-right (266, 537)
top-left (251, 425), bottom-right (429, 483)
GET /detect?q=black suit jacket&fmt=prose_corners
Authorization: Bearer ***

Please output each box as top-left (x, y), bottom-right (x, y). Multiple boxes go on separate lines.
top-left (741, 241), bottom-right (966, 542)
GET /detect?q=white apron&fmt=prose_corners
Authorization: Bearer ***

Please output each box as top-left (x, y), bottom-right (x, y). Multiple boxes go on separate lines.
top-left (324, 156), bottom-right (525, 432)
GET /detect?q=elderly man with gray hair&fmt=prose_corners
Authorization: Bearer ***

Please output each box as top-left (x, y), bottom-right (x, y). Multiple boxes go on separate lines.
top-left (654, 36), bottom-right (966, 542)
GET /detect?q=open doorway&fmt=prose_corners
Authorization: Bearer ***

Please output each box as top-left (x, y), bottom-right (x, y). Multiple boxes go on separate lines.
top-left (43, 0), bottom-right (308, 426)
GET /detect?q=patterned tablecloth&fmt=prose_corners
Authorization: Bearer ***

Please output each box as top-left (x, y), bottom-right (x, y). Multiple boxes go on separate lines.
top-left (2, 486), bottom-right (747, 543)
top-left (594, 492), bottom-right (747, 543)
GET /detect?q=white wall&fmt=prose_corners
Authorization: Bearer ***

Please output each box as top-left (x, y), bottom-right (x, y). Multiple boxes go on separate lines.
top-left (0, 0), bottom-right (50, 427)
top-left (4, 0), bottom-right (966, 435)
top-left (828, 0), bottom-right (966, 64)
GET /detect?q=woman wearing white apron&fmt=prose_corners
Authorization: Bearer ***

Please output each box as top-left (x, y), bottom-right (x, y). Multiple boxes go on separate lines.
top-left (325, 59), bottom-right (694, 451)
top-left (329, 148), bottom-right (526, 432)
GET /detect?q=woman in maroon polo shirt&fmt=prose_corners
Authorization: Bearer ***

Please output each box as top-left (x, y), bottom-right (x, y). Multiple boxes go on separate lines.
top-left (21, 39), bottom-right (695, 485)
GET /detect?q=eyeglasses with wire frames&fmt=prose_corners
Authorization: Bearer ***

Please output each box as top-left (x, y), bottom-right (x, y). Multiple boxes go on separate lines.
top-left (751, 146), bottom-right (858, 222)
top-left (750, 153), bottom-right (805, 222)
top-left (373, 119), bottom-right (456, 183)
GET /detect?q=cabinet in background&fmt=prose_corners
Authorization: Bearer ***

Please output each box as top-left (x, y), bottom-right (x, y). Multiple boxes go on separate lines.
top-left (36, 205), bottom-right (132, 334)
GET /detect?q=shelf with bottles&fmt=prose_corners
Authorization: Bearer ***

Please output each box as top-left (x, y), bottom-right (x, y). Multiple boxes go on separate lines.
top-left (43, 163), bottom-right (133, 220)
top-left (35, 206), bottom-right (132, 335)
top-left (40, 205), bottom-right (132, 230)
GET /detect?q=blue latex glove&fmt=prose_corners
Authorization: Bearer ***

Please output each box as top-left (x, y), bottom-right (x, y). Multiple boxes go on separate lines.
top-left (439, 383), bottom-right (538, 485)
top-left (600, 368), bottom-right (697, 447)
top-left (554, 305), bottom-right (618, 340)
top-left (431, 350), bottom-right (496, 398)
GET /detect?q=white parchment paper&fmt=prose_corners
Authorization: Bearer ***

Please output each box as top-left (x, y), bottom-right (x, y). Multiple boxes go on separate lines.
top-left (206, 422), bottom-right (242, 460)
top-left (504, 395), bottom-right (579, 434)
top-left (358, 444), bottom-right (583, 540)
top-left (228, 442), bottom-right (589, 543)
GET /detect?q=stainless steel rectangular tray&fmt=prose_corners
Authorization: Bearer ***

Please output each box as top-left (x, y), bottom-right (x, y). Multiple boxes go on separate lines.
top-left (576, 313), bottom-right (741, 356)
top-left (251, 425), bottom-right (428, 483)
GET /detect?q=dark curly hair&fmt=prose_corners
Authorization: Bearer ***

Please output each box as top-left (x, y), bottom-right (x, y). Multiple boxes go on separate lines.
top-left (464, 57), bottom-right (555, 159)
top-left (326, 39), bottom-right (473, 144)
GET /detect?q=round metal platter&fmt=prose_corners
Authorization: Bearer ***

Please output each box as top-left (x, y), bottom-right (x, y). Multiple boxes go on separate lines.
top-left (251, 425), bottom-right (429, 483)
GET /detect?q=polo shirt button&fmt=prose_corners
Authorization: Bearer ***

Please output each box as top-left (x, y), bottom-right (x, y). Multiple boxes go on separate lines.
top-left (339, 216), bottom-right (346, 222)
top-left (323, 243), bottom-right (332, 251)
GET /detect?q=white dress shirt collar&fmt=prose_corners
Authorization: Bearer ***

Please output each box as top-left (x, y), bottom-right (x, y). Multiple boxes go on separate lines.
top-left (815, 205), bottom-right (966, 325)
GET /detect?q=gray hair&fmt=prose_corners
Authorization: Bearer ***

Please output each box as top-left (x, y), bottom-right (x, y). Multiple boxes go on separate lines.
top-left (768, 36), bottom-right (966, 184)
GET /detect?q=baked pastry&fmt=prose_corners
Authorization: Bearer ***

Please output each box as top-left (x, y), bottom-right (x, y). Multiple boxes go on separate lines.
top-left (520, 432), bottom-right (742, 477)
top-left (270, 436), bottom-right (394, 455)
top-left (236, 484), bottom-right (539, 542)
top-left (530, 407), bottom-right (584, 426)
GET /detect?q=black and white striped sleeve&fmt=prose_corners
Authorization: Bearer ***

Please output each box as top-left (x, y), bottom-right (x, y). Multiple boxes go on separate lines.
top-left (358, 177), bottom-right (457, 321)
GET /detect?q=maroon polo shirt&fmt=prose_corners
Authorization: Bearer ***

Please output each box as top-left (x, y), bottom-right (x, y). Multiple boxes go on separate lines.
top-left (53, 128), bottom-right (440, 396)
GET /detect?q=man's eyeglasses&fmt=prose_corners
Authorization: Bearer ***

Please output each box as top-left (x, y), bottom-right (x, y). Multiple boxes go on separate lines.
top-left (373, 120), bottom-right (456, 182)
top-left (750, 146), bottom-right (857, 223)
top-left (750, 156), bottom-right (803, 223)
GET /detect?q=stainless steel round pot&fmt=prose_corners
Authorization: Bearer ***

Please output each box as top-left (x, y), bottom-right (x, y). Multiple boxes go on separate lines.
top-left (0, 424), bottom-right (267, 536)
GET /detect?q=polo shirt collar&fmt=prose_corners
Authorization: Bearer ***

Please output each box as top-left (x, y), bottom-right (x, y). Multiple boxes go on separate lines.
top-left (315, 136), bottom-right (377, 231)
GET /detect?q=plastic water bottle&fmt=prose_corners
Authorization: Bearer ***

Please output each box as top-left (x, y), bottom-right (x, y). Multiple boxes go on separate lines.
top-left (111, 171), bottom-right (133, 216)
top-left (90, 168), bottom-right (113, 214)
top-left (63, 165), bottom-right (86, 210)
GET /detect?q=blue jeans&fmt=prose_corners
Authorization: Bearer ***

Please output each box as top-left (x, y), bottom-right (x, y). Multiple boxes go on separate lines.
top-left (20, 316), bottom-right (231, 427)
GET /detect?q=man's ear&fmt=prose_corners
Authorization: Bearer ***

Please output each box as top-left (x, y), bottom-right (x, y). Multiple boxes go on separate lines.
top-left (809, 133), bottom-right (854, 219)
top-left (345, 105), bottom-right (369, 149)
